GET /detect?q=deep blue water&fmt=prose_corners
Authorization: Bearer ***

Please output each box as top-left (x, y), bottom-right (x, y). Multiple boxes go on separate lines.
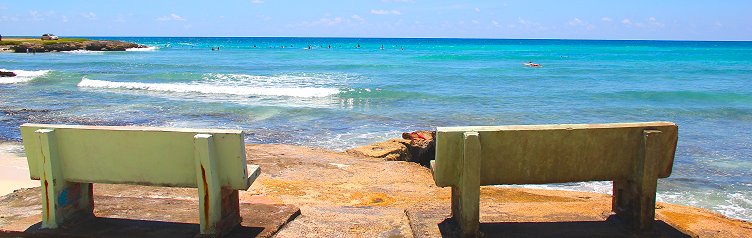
top-left (1, 37), bottom-right (750, 220)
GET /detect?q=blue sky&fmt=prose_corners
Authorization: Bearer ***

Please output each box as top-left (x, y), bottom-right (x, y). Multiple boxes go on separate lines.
top-left (1, 0), bottom-right (750, 40)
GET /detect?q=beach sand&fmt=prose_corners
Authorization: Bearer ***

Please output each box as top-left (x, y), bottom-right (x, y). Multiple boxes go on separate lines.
top-left (0, 142), bottom-right (37, 196)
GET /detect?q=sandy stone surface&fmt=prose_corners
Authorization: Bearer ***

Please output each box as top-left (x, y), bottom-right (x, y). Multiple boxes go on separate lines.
top-left (1, 143), bottom-right (750, 237)
top-left (0, 142), bottom-right (37, 196)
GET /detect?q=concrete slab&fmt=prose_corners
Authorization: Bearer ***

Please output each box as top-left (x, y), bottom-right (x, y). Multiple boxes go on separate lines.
top-left (0, 193), bottom-right (299, 238)
top-left (274, 205), bottom-right (413, 238)
top-left (406, 206), bottom-right (690, 238)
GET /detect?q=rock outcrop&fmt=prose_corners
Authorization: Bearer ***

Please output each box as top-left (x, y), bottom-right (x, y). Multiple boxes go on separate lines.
top-left (11, 40), bottom-right (145, 53)
top-left (347, 130), bottom-right (436, 166)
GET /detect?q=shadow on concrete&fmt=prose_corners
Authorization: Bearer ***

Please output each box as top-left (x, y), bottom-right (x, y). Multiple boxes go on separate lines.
top-left (15, 218), bottom-right (265, 238)
top-left (437, 216), bottom-right (691, 238)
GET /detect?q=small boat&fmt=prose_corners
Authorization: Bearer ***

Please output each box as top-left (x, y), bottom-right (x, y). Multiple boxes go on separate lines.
top-left (524, 62), bottom-right (542, 67)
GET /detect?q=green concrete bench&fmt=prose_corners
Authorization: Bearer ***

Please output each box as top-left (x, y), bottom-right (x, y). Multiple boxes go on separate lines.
top-left (431, 122), bottom-right (678, 237)
top-left (20, 123), bottom-right (261, 237)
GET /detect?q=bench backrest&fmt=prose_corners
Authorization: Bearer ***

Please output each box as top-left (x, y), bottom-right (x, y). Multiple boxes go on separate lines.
top-left (20, 124), bottom-right (251, 190)
top-left (433, 122), bottom-right (678, 187)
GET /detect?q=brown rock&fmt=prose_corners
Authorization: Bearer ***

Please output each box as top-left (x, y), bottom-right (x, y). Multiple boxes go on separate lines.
top-left (0, 71), bottom-right (16, 77)
top-left (10, 40), bottom-right (145, 53)
top-left (348, 130), bottom-right (437, 166)
top-left (346, 139), bottom-right (410, 161)
top-left (401, 130), bottom-right (436, 166)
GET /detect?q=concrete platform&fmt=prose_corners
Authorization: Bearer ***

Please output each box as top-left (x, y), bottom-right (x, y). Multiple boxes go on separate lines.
top-left (2, 143), bottom-right (751, 237)
top-left (0, 193), bottom-right (299, 238)
top-left (406, 205), bottom-right (690, 238)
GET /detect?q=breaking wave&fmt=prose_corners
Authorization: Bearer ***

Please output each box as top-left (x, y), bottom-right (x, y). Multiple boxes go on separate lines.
top-left (61, 50), bottom-right (105, 54)
top-left (77, 77), bottom-right (340, 98)
top-left (0, 69), bottom-right (51, 84)
top-left (126, 46), bottom-right (159, 52)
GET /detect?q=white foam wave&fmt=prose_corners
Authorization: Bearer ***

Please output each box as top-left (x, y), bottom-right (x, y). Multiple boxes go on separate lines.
top-left (504, 181), bottom-right (615, 195)
top-left (126, 46), bottom-right (158, 52)
top-left (0, 69), bottom-right (51, 84)
top-left (202, 72), bottom-right (350, 88)
top-left (62, 50), bottom-right (105, 54)
top-left (77, 77), bottom-right (340, 98)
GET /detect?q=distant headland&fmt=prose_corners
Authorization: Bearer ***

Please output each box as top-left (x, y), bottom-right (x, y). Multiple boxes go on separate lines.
top-left (0, 37), bottom-right (146, 53)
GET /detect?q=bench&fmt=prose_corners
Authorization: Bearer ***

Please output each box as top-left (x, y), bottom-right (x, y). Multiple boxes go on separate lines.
top-left (431, 122), bottom-right (678, 237)
top-left (20, 123), bottom-right (261, 237)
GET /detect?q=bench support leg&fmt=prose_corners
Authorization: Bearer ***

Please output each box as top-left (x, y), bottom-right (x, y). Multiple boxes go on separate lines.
top-left (451, 132), bottom-right (481, 237)
top-left (613, 130), bottom-right (662, 230)
top-left (194, 134), bottom-right (241, 237)
top-left (35, 129), bottom-right (94, 229)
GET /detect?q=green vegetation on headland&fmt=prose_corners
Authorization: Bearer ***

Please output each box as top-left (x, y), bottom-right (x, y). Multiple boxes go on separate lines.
top-left (0, 37), bottom-right (145, 53)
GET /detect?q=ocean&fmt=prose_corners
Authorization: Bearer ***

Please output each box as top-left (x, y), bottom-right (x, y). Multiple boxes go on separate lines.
top-left (1, 37), bottom-right (750, 221)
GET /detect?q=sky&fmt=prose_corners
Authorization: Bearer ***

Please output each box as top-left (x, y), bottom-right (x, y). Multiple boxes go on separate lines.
top-left (1, 0), bottom-right (750, 40)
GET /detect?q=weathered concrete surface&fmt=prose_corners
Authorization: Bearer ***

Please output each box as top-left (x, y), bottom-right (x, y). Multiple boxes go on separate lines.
top-left (248, 144), bottom-right (750, 237)
top-left (1, 143), bottom-right (751, 237)
top-left (0, 185), bottom-right (299, 238)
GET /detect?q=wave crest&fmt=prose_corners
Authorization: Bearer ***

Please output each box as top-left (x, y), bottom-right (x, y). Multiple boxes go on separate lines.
top-left (0, 69), bottom-right (51, 84)
top-left (77, 77), bottom-right (340, 98)
top-left (126, 46), bottom-right (159, 52)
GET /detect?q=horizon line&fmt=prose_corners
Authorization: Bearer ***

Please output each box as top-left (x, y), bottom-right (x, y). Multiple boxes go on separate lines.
top-left (3, 35), bottom-right (751, 42)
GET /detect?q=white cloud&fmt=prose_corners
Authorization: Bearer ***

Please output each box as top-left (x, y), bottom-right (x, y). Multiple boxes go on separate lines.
top-left (370, 9), bottom-right (402, 15)
top-left (351, 14), bottom-right (364, 22)
top-left (714, 21), bottom-right (723, 28)
top-left (0, 16), bottom-right (19, 22)
top-left (81, 12), bottom-right (97, 20)
top-left (30, 10), bottom-right (44, 21)
top-left (491, 20), bottom-right (501, 28)
top-left (62, 15), bottom-right (68, 23)
top-left (647, 17), bottom-right (665, 28)
top-left (156, 13), bottom-right (186, 21)
top-left (601, 17), bottom-right (612, 22)
top-left (569, 18), bottom-right (594, 30)
top-left (472, 20), bottom-right (479, 24)
top-left (300, 17), bottom-right (344, 27)
top-left (251, 0), bottom-right (264, 4)
top-left (474, 8), bottom-right (481, 12)
top-left (621, 18), bottom-right (632, 25)
top-left (569, 18), bottom-right (583, 26)
top-left (516, 17), bottom-right (547, 31)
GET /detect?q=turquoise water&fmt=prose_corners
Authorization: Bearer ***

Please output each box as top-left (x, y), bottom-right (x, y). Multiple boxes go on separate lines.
top-left (1, 37), bottom-right (750, 220)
